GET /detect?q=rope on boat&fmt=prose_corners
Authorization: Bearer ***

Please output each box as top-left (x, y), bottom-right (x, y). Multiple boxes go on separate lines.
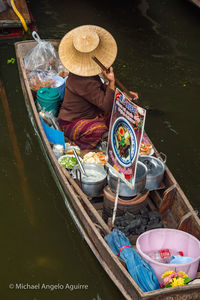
top-left (9, 0), bottom-right (28, 32)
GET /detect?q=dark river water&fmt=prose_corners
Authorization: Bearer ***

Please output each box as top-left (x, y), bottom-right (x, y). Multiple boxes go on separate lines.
top-left (0, 0), bottom-right (200, 299)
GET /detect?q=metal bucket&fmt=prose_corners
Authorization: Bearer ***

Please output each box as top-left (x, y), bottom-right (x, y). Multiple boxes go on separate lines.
top-left (139, 152), bottom-right (166, 190)
top-left (107, 161), bottom-right (147, 197)
top-left (72, 163), bottom-right (107, 197)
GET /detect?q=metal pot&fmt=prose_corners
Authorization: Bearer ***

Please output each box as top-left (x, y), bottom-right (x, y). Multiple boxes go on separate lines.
top-left (107, 161), bottom-right (147, 197)
top-left (72, 163), bottom-right (107, 197)
top-left (139, 152), bottom-right (167, 190)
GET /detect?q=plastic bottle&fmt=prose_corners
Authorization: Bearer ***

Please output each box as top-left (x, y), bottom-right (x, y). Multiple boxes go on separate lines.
top-left (170, 255), bottom-right (193, 264)
top-left (147, 249), bottom-right (184, 263)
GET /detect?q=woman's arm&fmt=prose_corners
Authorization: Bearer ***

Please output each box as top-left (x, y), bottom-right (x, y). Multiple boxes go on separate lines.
top-left (103, 68), bottom-right (139, 101)
top-left (102, 67), bottom-right (115, 91)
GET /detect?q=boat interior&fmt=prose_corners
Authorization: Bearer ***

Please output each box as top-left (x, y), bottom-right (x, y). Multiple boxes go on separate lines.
top-left (16, 37), bottom-right (200, 251)
top-left (15, 40), bottom-right (200, 296)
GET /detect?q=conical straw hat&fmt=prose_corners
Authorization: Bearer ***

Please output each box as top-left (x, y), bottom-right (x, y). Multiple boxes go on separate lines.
top-left (58, 25), bottom-right (117, 76)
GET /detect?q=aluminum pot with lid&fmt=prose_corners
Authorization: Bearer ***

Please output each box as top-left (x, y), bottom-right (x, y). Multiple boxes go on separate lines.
top-left (72, 163), bottom-right (107, 197)
top-left (139, 152), bottom-right (167, 191)
top-left (107, 161), bottom-right (147, 197)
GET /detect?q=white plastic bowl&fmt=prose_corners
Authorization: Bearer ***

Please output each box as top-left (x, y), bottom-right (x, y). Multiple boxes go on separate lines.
top-left (58, 154), bottom-right (79, 169)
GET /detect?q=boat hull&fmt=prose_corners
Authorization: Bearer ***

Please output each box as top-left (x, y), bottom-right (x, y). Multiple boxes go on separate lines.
top-left (15, 40), bottom-right (200, 299)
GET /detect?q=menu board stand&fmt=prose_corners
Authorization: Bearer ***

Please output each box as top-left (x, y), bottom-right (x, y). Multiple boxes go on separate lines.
top-left (111, 176), bottom-right (120, 228)
top-left (107, 88), bottom-right (146, 190)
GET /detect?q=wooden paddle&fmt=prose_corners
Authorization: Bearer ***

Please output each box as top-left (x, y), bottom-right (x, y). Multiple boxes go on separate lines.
top-left (92, 55), bottom-right (139, 103)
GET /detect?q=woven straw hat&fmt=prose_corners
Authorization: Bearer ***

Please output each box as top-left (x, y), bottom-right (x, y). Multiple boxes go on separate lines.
top-left (58, 25), bottom-right (117, 76)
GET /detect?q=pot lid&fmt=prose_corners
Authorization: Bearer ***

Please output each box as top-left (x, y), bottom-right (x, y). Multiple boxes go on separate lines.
top-left (37, 87), bottom-right (60, 101)
top-left (139, 156), bottom-right (165, 176)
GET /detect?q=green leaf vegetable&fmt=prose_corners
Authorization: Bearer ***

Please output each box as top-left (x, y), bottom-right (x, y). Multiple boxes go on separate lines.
top-left (7, 58), bottom-right (16, 64)
top-left (59, 156), bottom-right (77, 169)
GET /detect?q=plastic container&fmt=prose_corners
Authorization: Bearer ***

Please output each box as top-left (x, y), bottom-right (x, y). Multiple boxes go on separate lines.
top-left (136, 228), bottom-right (200, 284)
top-left (52, 144), bottom-right (64, 159)
top-left (147, 249), bottom-right (184, 263)
top-left (29, 71), bottom-right (65, 100)
top-left (65, 143), bottom-right (81, 156)
top-left (36, 87), bottom-right (61, 117)
top-left (52, 75), bottom-right (66, 100)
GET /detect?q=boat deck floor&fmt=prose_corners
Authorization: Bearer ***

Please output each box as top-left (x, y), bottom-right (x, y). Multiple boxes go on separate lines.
top-left (0, 0), bottom-right (31, 28)
top-left (90, 191), bottom-right (186, 240)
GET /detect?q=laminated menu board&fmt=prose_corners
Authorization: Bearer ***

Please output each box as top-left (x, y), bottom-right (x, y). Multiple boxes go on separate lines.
top-left (107, 88), bottom-right (146, 189)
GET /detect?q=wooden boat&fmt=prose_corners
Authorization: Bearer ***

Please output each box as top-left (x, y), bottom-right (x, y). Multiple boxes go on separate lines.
top-left (188, 0), bottom-right (200, 8)
top-left (15, 40), bottom-right (200, 300)
top-left (0, 0), bottom-right (36, 39)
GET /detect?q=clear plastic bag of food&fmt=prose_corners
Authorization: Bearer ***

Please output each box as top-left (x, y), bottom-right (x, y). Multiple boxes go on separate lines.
top-left (24, 31), bottom-right (60, 74)
top-left (27, 70), bottom-right (57, 91)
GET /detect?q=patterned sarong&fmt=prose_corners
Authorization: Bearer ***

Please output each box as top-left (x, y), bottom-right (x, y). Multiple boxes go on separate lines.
top-left (58, 114), bottom-right (110, 150)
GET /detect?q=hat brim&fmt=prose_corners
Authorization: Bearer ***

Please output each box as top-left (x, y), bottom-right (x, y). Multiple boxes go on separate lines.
top-left (59, 25), bottom-right (117, 76)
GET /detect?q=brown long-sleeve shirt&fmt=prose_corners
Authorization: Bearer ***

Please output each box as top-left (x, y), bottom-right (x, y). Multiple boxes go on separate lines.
top-left (58, 73), bottom-right (115, 122)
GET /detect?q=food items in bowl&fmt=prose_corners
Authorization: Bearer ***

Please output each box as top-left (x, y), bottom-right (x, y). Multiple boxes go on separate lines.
top-left (72, 163), bottom-right (107, 197)
top-left (29, 76), bottom-right (56, 91)
top-left (140, 142), bottom-right (152, 155)
top-left (83, 152), bottom-right (106, 165)
top-left (65, 143), bottom-right (81, 156)
top-left (115, 125), bottom-right (131, 158)
top-left (58, 155), bottom-right (78, 169)
top-left (81, 169), bottom-right (106, 182)
top-left (58, 70), bottom-right (68, 78)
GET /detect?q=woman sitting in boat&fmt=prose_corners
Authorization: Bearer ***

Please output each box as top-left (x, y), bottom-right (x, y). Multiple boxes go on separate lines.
top-left (58, 25), bottom-right (138, 150)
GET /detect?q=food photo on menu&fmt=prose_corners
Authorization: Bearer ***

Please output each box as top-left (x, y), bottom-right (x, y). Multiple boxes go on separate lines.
top-left (107, 88), bottom-right (146, 189)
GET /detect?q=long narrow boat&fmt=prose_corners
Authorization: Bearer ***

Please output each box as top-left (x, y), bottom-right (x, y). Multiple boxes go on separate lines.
top-left (15, 40), bottom-right (200, 300)
top-left (188, 0), bottom-right (200, 8)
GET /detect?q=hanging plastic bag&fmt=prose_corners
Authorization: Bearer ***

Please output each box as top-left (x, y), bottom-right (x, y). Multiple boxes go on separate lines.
top-left (24, 31), bottom-right (60, 74)
top-left (27, 70), bottom-right (57, 91)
